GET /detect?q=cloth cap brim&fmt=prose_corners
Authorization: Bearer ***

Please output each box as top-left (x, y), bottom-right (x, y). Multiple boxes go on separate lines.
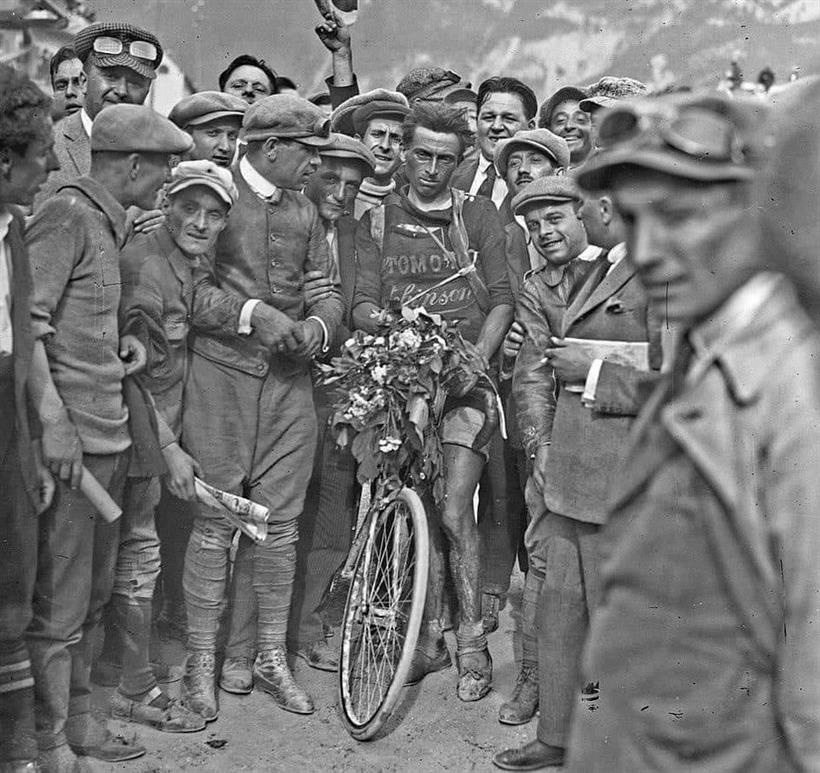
top-left (167, 177), bottom-right (234, 207)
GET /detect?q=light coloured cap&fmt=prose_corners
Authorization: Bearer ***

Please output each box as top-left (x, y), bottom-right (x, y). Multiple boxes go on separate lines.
top-left (331, 88), bottom-right (409, 137)
top-left (321, 133), bottom-right (376, 177)
top-left (242, 94), bottom-right (331, 145)
top-left (494, 128), bottom-right (570, 177)
top-left (169, 91), bottom-right (246, 129)
top-left (511, 175), bottom-right (583, 215)
top-left (90, 104), bottom-right (193, 154)
top-left (580, 76), bottom-right (648, 113)
top-left (166, 159), bottom-right (238, 207)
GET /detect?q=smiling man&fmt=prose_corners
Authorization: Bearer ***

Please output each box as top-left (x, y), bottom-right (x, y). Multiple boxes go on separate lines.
top-left (539, 85), bottom-right (593, 169)
top-left (170, 91), bottom-right (247, 168)
top-left (451, 76), bottom-right (537, 209)
top-left (36, 22), bottom-right (162, 207)
top-left (353, 102), bottom-right (513, 704)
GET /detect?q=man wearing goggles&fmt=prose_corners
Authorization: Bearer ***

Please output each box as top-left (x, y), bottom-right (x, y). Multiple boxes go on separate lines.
top-left (561, 93), bottom-right (820, 771)
top-left (35, 22), bottom-right (163, 207)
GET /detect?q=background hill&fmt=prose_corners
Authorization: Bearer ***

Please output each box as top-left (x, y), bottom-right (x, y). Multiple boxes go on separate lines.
top-left (91, 0), bottom-right (820, 98)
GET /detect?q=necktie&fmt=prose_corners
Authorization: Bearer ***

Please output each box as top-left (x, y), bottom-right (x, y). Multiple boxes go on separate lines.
top-left (476, 163), bottom-right (497, 200)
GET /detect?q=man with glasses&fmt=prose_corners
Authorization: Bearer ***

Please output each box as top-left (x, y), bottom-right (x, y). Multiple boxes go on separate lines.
top-left (353, 102), bottom-right (513, 704)
top-left (538, 86), bottom-right (593, 169)
top-left (562, 93), bottom-right (820, 771)
top-left (36, 22), bottom-right (162, 206)
top-left (180, 95), bottom-right (342, 720)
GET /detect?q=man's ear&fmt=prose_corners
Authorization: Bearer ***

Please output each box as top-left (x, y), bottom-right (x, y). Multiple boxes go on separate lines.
top-left (160, 192), bottom-right (171, 214)
top-left (399, 146), bottom-right (407, 164)
top-left (555, 166), bottom-right (566, 177)
top-left (128, 153), bottom-right (141, 180)
top-left (0, 147), bottom-right (11, 180)
top-left (526, 117), bottom-right (536, 130)
top-left (599, 195), bottom-right (614, 228)
top-left (263, 136), bottom-right (278, 162)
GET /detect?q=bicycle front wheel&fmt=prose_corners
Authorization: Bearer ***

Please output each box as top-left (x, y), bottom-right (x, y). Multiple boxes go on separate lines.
top-left (338, 486), bottom-right (429, 740)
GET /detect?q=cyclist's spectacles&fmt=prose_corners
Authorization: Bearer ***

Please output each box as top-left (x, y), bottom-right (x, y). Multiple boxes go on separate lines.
top-left (93, 36), bottom-right (158, 62)
top-left (597, 103), bottom-right (747, 165)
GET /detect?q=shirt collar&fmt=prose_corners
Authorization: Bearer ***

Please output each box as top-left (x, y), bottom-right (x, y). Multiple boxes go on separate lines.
top-left (239, 156), bottom-right (281, 203)
top-left (80, 108), bottom-right (93, 138)
top-left (0, 208), bottom-right (12, 242)
top-left (608, 242), bottom-right (627, 266)
top-left (577, 244), bottom-right (604, 262)
top-left (478, 154), bottom-right (494, 174)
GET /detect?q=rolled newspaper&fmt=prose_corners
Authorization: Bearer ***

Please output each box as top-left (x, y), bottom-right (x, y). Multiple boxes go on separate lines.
top-left (194, 478), bottom-right (270, 543)
top-left (80, 466), bottom-right (122, 523)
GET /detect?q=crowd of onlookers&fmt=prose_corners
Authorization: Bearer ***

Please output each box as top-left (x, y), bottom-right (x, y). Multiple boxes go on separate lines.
top-left (1, 6), bottom-right (818, 772)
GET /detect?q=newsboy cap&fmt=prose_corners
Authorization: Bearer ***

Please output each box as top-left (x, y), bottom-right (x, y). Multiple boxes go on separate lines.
top-left (512, 175), bottom-right (583, 215)
top-left (90, 104), bottom-right (193, 154)
top-left (320, 133), bottom-right (376, 177)
top-left (538, 85), bottom-right (588, 128)
top-left (166, 159), bottom-right (238, 207)
top-left (169, 91), bottom-right (246, 129)
top-left (494, 129), bottom-right (570, 177)
top-left (575, 91), bottom-right (770, 191)
top-left (331, 89), bottom-right (409, 137)
top-left (580, 76), bottom-right (648, 112)
top-left (396, 66), bottom-right (468, 104)
top-left (242, 94), bottom-right (331, 145)
top-left (74, 22), bottom-right (163, 80)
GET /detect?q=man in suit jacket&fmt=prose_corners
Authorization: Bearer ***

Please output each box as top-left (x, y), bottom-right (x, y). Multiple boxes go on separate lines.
top-left (0, 64), bottom-right (57, 770)
top-left (563, 91), bottom-right (820, 773)
top-left (450, 77), bottom-right (537, 211)
top-left (34, 21), bottom-right (161, 207)
top-left (496, 176), bottom-right (660, 770)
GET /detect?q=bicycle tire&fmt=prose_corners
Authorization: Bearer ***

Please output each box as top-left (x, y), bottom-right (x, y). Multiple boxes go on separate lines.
top-left (338, 486), bottom-right (429, 740)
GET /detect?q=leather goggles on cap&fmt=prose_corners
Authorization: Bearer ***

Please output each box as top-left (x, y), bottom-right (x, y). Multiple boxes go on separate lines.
top-left (93, 36), bottom-right (159, 63)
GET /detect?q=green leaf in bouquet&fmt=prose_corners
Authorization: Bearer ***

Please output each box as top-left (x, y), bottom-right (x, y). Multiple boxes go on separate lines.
top-left (406, 394), bottom-right (428, 436)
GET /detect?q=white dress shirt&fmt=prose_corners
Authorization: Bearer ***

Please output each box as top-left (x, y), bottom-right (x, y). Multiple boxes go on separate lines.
top-left (468, 154), bottom-right (508, 210)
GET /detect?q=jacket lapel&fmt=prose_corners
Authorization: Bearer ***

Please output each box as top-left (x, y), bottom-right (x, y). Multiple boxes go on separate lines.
top-left (63, 112), bottom-right (89, 178)
top-left (561, 255), bottom-right (634, 336)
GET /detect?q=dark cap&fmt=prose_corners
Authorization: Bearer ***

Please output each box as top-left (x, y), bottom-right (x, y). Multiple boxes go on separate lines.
top-left (580, 76), bottom-right (648, 112)
top-left (538, 85), bottom-right (588, 128)
top-left (320, 133), bottom-right (376, 176)
top-left (396, 66), bottom-right (468, 104)
top-left (242, 94), bottom-right (331, 145)
top-left (169, 91), bottom-right (247, 129)
top-left (494, 128), bottom-right (570, 177)
top-left (91, 104), bottom-right (193, 153)
top-left (330, 89), bottom-right (409, 137)
top-left (512, 176), bottom-right (583, 215)
top-left (576, 91), bottom-right (770, 191)
top-left (74, 22), bottom-right (163, 81)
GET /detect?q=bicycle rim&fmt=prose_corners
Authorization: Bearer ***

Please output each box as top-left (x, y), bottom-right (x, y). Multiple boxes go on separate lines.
top-left (338, 486), bottom-right (429, 740)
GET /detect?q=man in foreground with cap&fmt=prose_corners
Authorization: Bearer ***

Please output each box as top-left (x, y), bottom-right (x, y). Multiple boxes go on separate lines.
top-left (25, 104), bottom-right (191, 770)
top-left (353, 102), bottom-right (513, 703)
top-left (451, 77), bottom-right (538, 211)
top-left (330, 89), bottom-right (409, 218)
top-left (494, 174), bottom-right (659, 770)
top-left (565, 93), bottom-right (820, 772)
top-left (287, 133), bottom-right (375, 671)
top-left (538, 86), bottom-right (593, 169)
top-left (170, 91), bottom-right (247, 169)
top-left (102, 161), bottom-right (237, 737)
top-left (36, 21), bottom-right (163, 206)
top-left (180, 94), bottom-right (342, 719)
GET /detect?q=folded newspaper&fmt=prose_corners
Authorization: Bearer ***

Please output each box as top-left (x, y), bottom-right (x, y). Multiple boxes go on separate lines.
top-left (560, 338), bottom-right (650, 393)
top-left (194, 478), bottom-right (270, 543)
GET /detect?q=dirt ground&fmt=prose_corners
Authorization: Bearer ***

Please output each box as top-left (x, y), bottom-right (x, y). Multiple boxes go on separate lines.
top-left (85, 570), bottom-right (564, 772)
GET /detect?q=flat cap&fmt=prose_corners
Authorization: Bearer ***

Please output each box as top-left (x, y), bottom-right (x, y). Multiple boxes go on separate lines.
top-left (538, 85), bottom-right (588, 129)
top-left (396, 66), bottom-right (468, 104)
top-left (444, 87), bottom-right (478, 106)
top-left (74, 22), bottom-right (162, 81)
top-left (512, 175), bottom-right (583, 215)
top-left (169, 91), bottom-right (246, 129)
top-left (331, 89), bottom-right (409, 137)
top-left (242, 94), bottom-right (331, 145)
top-left (494, 129), bottom-right (570, 177)
top-left (320, 133), bottom-right (376, 176)
top-left (166, 159), bottom-right (238, 207)
top-left (576, 91), bottom-right (770, 191)
top-left (580, 76), bottom-right (648, 112)
top-left (90, 104), bottom-right (193, 154)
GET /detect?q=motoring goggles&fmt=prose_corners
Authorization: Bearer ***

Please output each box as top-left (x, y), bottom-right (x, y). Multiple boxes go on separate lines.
top-left (596, 101), bottom-right (750, 167)
top-left (93, 36), bottom-right (159, 63)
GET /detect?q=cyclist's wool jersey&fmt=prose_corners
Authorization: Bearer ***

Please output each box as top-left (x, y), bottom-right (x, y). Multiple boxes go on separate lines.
top-left (353, 189), bottom-right (513, 344)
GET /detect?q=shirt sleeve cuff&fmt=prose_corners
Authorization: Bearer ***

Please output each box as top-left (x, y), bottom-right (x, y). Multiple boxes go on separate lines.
top-left (582, 359), bottom-right (604, 407)
top-left (306, 315), bottom-right (330, 354)
top-left (238, 299), bottom-right (262, 336)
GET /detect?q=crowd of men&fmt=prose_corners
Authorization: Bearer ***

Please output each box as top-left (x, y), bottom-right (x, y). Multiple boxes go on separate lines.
top-left (1, 9), bottom-right (818, 773)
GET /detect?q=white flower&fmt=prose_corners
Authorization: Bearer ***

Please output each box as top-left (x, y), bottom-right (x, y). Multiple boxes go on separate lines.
top-left (371, 364), bottom-right (388, 385)
top-left (378, 435), bottom-right (402, 453)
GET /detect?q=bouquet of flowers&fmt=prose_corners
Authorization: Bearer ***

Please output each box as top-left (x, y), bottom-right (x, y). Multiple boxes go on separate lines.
top-left (317, 306), bottom-right (488, 506)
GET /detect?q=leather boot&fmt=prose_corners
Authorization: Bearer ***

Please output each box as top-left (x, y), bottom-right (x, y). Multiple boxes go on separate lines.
top-left (498, 664), bottom-right (539, 724)
top-left (457, 647), bottom-right (492, 702)
top-left (404, 637), bottom-right (451, 686)
top-left (253, 648), bottom-right (314, 715)
top-left (182, 652), bottom-right (219, 721)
